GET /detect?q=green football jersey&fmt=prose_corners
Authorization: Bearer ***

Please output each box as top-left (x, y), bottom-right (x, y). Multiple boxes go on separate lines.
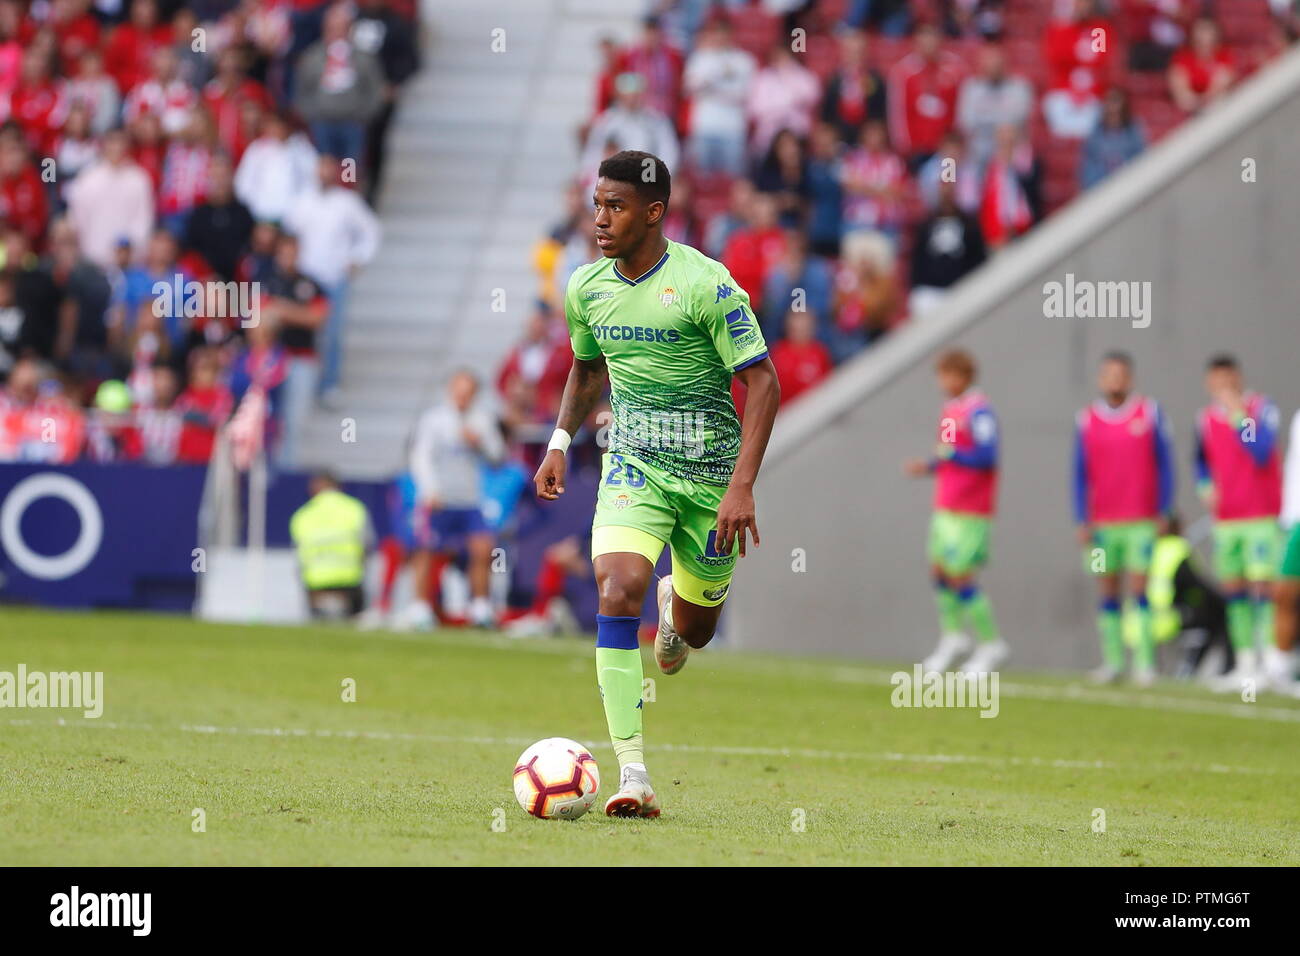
top-left (564, 239), bottom-right (768, 486)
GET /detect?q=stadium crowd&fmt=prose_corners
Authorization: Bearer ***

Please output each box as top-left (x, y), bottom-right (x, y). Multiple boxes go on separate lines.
top-left (0, 0), bottom-right (416, 469)
top-left (518, 0), bottom-right (1293, 429)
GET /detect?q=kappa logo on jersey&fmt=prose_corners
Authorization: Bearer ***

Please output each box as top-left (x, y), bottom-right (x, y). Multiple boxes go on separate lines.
top-left (724, 306), bottom-right (756, 340)
top-left (715, 284), bottom-right (735, 302)
top-left (584, 290), bottom-right (616, 300)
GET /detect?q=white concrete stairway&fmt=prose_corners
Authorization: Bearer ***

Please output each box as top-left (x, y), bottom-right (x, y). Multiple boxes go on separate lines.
top-left (297, 0), bottom-right (641, 478)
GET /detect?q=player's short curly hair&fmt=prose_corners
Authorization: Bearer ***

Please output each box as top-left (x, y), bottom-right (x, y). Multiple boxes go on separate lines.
top-left (597, 150), bottom-right (671, 209)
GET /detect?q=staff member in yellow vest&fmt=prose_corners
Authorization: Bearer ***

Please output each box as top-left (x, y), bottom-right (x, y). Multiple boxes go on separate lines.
top-left (290, 471), bottom-right (374, 620)
top-left (1145, 515), bottom-right (1229, 680)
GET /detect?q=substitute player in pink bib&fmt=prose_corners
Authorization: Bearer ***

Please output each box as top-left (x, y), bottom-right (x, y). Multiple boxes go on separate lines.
top-left (1073, 353), bottom-right (1174, 686)
top-left (1194, 354), bottom-right (1283, 688)
top-left (905, 349), bottom-right (1005, 674)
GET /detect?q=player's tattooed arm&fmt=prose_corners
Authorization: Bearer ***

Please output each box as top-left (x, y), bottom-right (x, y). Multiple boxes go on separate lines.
top-left (717, 356), bottom-right (780, 557)
top-left (535, 355), bottom-right (607, 501)
top-left (554, 354), bottom-right (607, 438)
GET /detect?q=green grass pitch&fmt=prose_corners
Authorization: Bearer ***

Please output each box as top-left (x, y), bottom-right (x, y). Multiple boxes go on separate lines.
top-left (2, 606), bottom-right (1298, 866)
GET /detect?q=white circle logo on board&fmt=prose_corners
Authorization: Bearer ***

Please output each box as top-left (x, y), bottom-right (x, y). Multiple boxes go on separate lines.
top-left (0, 473), bottom-right (104, 580)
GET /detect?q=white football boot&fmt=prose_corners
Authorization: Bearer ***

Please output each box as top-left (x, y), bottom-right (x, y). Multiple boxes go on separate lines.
top-left (398, 600), bottom-right (435, 632)
top-left (922, 632), bottom-right (971, 673)
top-left (1131, 665), bottom-right (1157, 688)
top-left (1262, 646), bottom-right (1300, 697)
top-left (1212, 648), bottom-right (1258, 693)
top-left (604, 765), bottom-right (661, 818)
top-left (961, 639), bottom-right (1009, 674)
top-left (654, 575), bottom-right (690, 675)
top-left (1087, 664), bottom-right (1124, 685)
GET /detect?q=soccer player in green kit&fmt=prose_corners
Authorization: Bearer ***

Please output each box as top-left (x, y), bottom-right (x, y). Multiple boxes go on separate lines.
top-left (533, 150), bottom-right (781, 817)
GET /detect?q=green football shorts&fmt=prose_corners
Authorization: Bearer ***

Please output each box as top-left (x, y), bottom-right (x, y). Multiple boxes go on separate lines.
top-left (928, 509), bottom-right (991, 576)
top-left (1085, 520), bottom-right (1156, 576)
top-left (1213, 518), bottom-right (1281, 582)
top-left (1281, 523), bottom-right (1300, 579)
top-left (590, 451), bottom-right (735, 606)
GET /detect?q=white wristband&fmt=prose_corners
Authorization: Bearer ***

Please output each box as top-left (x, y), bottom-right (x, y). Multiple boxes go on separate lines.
top-left (546, 428), bottom-right (572, 454)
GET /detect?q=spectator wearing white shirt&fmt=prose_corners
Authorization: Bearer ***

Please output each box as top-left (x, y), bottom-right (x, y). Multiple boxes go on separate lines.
top-left (747, 43), bottom-right (821, 157)
top-left (283, 153), bottom-right (381, 403)
top-left (956, 42), bottom-right (1033, 182)
top-left (580, 72), bottom-right (680, 181)
top-left (65, 128), bottom-right (155, 270)
top-left (683, 19), bottom-right (755, 175)
top-left (235, 110), bottom-right (319, 222)
top-left (406, 370), bottom-right (506, 629)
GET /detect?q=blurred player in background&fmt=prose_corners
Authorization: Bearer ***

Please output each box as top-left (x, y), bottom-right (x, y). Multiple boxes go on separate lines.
top-left (534, 149), bottom-right (780, 818)
top-left (406, 369), bottom-right (506, 629)
top-left (359, 468), bottom-right (420, 629)
top-left (906, 349), bottom-right (1005, 674)
top-left (1270, 406), bottom-right (1300, 694)
top-left (1195, 355), bottom-right (1282, 689)
top-left (1073, 352), bottom-right (1174, 686)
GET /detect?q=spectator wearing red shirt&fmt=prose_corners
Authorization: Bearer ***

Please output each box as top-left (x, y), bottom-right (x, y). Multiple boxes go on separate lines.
top-left (103, 0), bottom-right (174, 95)
top-left (158, 106), bottom-right (216, 236)
top-left (591, 34), bottom-right (622, 116)
top-left (50, 0), bottom-right (102, 76)
top-left (7, 47), bottom-right (68, 157)
top-left (173, 346), bottom-right (233, 463)
top-left (721, 192), bottom-right (786, 316)
top-left (0, 357), bottom-right (84, 462)
top-left (841, 118), bottom-right (908, 244)
top-left (0, 135), bottom-right (49, 249)
top-left (0, 3), bottom-right (22, 100)
top-left (122, 46), bottom-right (197, 137)
top-left (496, 303), bottom-right (572, 427)
top-left (617, 15), bottom-right (684, 130)
top-left (1042, 0), bottom-right (1115, 138)
top-left (1168, 17), bottom-right (1235, 114)
top-left (128, 110), bottom-right (165, 192)
top-left (978, 124), bottom-right (1036, 250)
top-left (886, 21), bottom-right (965, 164)
top-left (770, 308), bottom-right (833, 405)
top-left (203, 47), bottom-right (272, 162)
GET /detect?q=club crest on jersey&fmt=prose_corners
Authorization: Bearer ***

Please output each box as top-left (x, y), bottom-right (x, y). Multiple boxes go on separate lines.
top-left (659, 287), bottom-right (678, 308)
top-left (613, 493), bottom-right (632, 510)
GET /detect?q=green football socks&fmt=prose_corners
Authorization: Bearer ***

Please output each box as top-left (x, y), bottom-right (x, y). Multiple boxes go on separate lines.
top-left (595, 614), bottom-right (644, 769)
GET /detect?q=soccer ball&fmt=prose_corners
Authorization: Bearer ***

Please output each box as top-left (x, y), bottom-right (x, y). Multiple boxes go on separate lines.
top-left (512, 737), bottom-right (600, 820)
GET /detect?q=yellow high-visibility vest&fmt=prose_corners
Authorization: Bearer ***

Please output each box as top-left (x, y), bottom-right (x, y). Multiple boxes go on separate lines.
top-left (289, 490), bottom-right (368, 590)
top-left (1148, 535), bottom-right (1192, 643)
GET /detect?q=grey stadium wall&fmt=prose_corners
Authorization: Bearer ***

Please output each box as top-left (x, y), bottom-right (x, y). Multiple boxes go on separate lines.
top-left (726, 48), bottom-right (1300, 670)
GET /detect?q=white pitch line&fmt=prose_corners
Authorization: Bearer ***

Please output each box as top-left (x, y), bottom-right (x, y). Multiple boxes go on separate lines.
top-left (5, 716), bottom-right (1286, 776)
top-left (828, 668), bottom-right (1300, 723)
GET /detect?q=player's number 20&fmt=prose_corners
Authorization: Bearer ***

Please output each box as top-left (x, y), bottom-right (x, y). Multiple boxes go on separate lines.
top-left (604, 454), bottom-right (646, 488)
